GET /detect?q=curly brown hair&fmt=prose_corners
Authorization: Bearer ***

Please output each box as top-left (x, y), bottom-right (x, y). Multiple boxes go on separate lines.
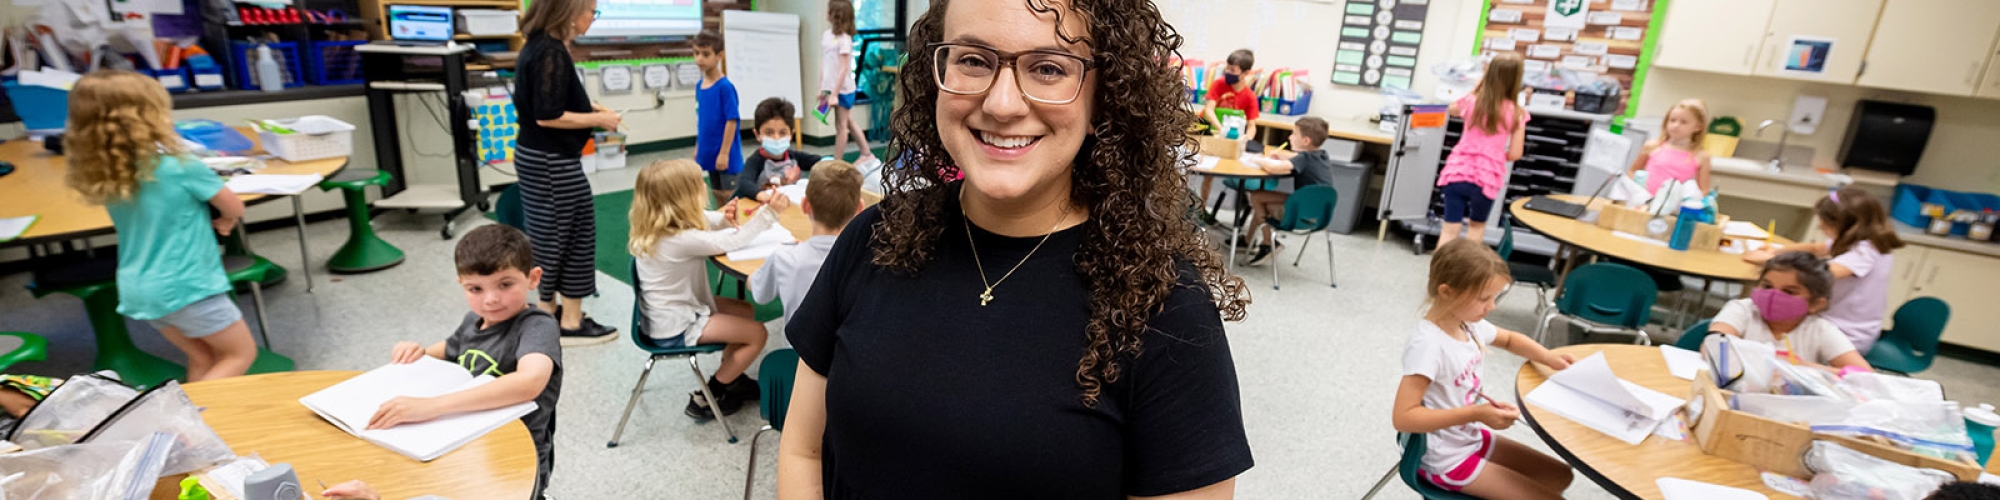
top-left (875, 0), bottom-right (1250, 407)
top-left (67, 70), bottom-right (184, 204)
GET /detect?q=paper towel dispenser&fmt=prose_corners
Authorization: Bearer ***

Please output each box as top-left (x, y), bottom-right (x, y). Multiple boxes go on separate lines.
top-left (1839, 100), bottom-right (1934, 176)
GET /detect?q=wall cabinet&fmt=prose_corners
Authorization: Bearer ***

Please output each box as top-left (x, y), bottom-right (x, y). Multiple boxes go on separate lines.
top-left (1751, 0), bottom-right (1883, 83)
top-left (1888, 245), bottom-right (2000, 354)
top-left (1855, 0), bottom-right (2000, 96)
top-left (1652, 0), bottom-right (1777, 76)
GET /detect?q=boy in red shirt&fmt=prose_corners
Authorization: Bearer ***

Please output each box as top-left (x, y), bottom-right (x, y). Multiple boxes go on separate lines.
top-left (1198, 49), bottom-right (1264, 226)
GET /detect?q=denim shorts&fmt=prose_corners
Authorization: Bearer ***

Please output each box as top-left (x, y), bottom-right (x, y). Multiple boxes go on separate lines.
top-left (1439, 182), bottom-right (1494, 224)
top-left (144, 293), bottom-right (242, 339)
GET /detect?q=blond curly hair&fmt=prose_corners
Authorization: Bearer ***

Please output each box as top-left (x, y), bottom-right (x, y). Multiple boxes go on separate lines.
top-left (66, 70), bottom-right (185, 204)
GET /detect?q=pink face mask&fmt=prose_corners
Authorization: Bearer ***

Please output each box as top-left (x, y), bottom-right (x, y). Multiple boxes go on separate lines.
top-left (1752, 288), bottom-right (1810, 323)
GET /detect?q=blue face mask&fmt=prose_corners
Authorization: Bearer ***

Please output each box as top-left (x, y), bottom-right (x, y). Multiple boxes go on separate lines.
top-left (760, 137), bottom-right (789, 157)
top-left (1223, 73), bottom-right (1241, 86)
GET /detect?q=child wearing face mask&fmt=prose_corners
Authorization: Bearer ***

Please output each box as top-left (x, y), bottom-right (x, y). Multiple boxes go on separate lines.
top-left (734, 97), bottom-right (828, 202)
top-left (1706, 251), bottom-right (1871, 372)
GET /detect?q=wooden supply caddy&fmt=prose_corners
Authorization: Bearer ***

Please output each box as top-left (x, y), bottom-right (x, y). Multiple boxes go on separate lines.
top-left (1593, 202), bottom-right (1725, 250)
top-left (1687, 371), bottom-right (1983, 481)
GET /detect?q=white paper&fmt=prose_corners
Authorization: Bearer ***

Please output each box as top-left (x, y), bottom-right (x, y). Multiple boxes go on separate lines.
top-left (1610, 0), bottom-right (1644, 11)
top-left (18, 68), bottom-right (81, 89)
top-left (1562, 55), bottom-right (1597, 70)
top-left (1660, 346), bottom-right (1704, 380)
top-left (0, 216), bottom-right (34, 241)
top-left (641, 64), bottom-right (670, 89)
top-left (723, 227), bottom-right (799, 261)
top-left (774, 183), bottom-right (808, 205)
top-left (1657, 477), bottom-right (1768, 500)
top-left (1194, 155), bottom-right (1221, 172)
top-left (1509, 28), bottom-right (1540, 42)
top-left (1980, 472), bottom-right (2000, 486)
top-left (298, 358), bottom-right (538, 462)
top-left (1723, 221), bottom-right (1771, 239)
top-left (1606, 54), bottom-right (1639, 69)
top-left (1488, 8), bottom-right (1522, 23)
top-left (1486, 37), bottom-right (1518, 51)
top-left (1527, 44), bottom-right (1562, 59)
top-left (1525, 352), bottom-right (1685, 445)
top-left (1610, 26), bottom-right (1645, 41)
top-left (1574, 42), bottom-right (1609, 56)
top-left (1588, 11), bottom-right (1624, 25)
top-left (224, 173), bottom-right (323, 195)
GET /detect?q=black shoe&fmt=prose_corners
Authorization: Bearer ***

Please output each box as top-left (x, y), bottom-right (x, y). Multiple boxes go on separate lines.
top-left (560, 317), bottom-right (618, 344)
top-left (684, 391), bottom-right (716, 420)
top-left (725, 376), bottom-right (761, 403)
top-left (1233, 235), bottom-right (1256, 249)
top-left (1246, 245), bottom-right (1275, 266)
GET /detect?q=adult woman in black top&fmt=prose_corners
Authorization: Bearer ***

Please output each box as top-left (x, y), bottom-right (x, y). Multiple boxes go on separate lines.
top-left (513, 0), bottom-right (620, 338)
top-left (776, 1), bottom-right (1254, 498)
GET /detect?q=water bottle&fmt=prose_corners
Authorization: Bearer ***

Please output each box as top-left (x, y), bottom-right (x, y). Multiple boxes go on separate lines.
top-left (1967, 403), bottom-right (1999, 466)
top-left (1668, 200), bottom-right (1702, 251)
top-left (255, 44), bottom-right (284, 93)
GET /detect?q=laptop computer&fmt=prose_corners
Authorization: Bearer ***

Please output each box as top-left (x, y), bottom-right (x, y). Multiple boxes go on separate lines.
top-left (386, 5), bottom-right (454, 46)
top-left (1523, 171), bottom-right (1620, 219)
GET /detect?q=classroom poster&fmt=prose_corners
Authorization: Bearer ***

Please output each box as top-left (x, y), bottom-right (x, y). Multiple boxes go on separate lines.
top-left (1543, 0), bottom-right (1587, 29)
top-left (1332, 0), bottom-right (1432, 89)
top-left (1478, 0), bottom-right (1658, 116)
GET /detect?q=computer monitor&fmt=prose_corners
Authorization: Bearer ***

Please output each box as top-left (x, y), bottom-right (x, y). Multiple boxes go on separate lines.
top-left (388, 5), bottom-right (454, 43)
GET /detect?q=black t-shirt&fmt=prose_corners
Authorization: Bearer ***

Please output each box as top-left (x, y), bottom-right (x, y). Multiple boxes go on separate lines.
top-left (444, 307), bottom-right (563, 462)
top-left (787, 188), bottom-right (1254, 499)
top-left (514, 34), bottom-right (593, 155)
top-left (733, 149), bottom-right (828, 200)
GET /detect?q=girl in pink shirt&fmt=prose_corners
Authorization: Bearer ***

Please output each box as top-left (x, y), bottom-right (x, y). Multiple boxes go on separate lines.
top-left (1437, 53), bottom-right (1527, 247)
top-left (1628, 99), bottom-right (1713, 194)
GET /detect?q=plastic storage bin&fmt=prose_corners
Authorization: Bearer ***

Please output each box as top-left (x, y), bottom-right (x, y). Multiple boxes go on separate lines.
top-left (147, 68), bottom-right (190, 93)
top-left (230, 42), bottom-right (305, 89)
top-left (257, 115), bottom-right (355, 162)
top-left (2, 81), bottom-right (69, 131)
top-left (1892, 184), bottom-right (2000, 236)
top-left (457, 9), bottom-right (518, 35)
top-left (306, 41), bottom-right (367, 85)
top-left (1274, 91), bottom-right (1313, 116)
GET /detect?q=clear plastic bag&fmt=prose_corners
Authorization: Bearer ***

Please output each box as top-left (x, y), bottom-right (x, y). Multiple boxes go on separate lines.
top-left (81, 381), bottom-right (235, 476)
top-left (1734, 393), bottom-right (1855, 423)
top-left (0, 432), bottom-right (175, 500)
top-left (1814, 400), bottom-right (1978, 463)
top-left (1769, 361), bottom-right (1848, 398)
top-left (1703, 335), bottom-right (1778, 393)
top-left (1840, 372), bottom-right (1945, 403)
top-left (1804, 440), bottom-right (1955, 500)
top-left (7, 373), bottom-right (135, 450)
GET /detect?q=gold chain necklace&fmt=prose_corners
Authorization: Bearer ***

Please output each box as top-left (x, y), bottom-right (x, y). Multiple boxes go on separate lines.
top-left (963, 193), bottom-right (1069, 307)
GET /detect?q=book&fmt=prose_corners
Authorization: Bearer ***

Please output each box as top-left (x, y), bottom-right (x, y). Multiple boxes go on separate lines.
top-left (298, 358), bottom-right (536, 462)
top-left (0, 215), bottom-right (35, 242)
top-left (1524, 352), bottom-right (1685, 445)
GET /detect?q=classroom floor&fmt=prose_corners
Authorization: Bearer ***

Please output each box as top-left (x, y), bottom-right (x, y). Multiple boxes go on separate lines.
top-left (6, 144), bottom-right (2000, 499)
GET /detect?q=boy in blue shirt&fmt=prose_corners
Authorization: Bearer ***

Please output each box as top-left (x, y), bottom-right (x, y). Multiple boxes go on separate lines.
top-left (692, 29), bottom-right (742, 203)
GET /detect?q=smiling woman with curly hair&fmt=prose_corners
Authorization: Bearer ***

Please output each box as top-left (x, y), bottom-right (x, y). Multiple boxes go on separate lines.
top-left (775, 0), bottom-right (1253, 498)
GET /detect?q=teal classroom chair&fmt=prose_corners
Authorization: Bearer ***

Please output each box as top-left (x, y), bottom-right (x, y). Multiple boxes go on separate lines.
top-left (1534, 262), bottom-right (1658, 346)
top-left (609, 259), bottom-right (736, 447)
top-left (1674, 319), bottom-right (1712, 352)
top-left (1359, 433), bottom-right (1481, 500)
top-left (1262, 185), bottom-right (1339, 290)
top-left (0, 332), bottom-right (49, 372)
top-left (493, 184), bottom-right (525, 231)
top-left (26, 255), bottom-right (184, 388)
top-left (742, 348), bottom-right (799, 500)
top-left (1496, 213), bottom-right (1557, 316)
top-left (1865, 297), bottom-right (1950, 374)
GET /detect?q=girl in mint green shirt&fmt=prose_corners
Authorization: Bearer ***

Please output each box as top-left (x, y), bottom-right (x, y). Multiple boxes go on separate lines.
top-left (66, 70), bottom-right (258, 381)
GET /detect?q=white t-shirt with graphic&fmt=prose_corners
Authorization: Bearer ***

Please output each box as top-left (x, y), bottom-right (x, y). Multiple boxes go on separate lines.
top-left (1712, 298), bottom-right (1857, 366)
top-left (1401, 318), bottom-right (1498, 474)
top-left (820, 30), bottom-right (858, 95)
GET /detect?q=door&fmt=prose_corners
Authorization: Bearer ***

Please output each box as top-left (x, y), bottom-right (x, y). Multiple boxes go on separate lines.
top-left (1652, 0), bottom-right (1777, 75)
top-left (1909, 247), bottom-right (2000, 353)
top-left (1880, 246), bottom-right (1927, 324)
top-left (1754, 0), bottom-right (1885, 83)
top-left (1856, 0), bottom-right (2000, 96)
top-left (1981, 39), bottom-right (2000, 99)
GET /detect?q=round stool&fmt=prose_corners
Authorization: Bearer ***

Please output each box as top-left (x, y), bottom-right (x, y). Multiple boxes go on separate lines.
top-left (318, 169), bottom-right (404, 273)
top-left (223, 255), bottom-right (296, 374)
top-left (26, 257), bottom-right (184, 388)
top-left (0, 332), bottom-right (49, 372)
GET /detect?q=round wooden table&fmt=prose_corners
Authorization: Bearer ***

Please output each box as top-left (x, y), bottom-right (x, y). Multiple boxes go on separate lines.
top-left (150, 371), bottom-right (536, 500)
top-left (1190, 157), bottom-right (1284, 268)
top-left (0, 129), bottom-right (349, 247)
top-left (712, 190), bottom-right (883, 277)
top-left (1507, 195), bottom-right (1785, 282)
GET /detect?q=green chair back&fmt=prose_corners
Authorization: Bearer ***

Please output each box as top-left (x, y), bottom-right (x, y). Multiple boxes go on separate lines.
top-left (1675, 319), bottom-right (1712, 352)
top-left (0, 332), bottom-right (49, 372)
top-left (1396, 433), bottom-right (1481, 500)
top-left (1865, 297), bottom-right (1949, 373)
top-left (1271, 185), bottom-right (1339, 232)
top-left (1496, 213), bottom-right (1516, 260)
top-left (495, 184), bottom-right (526, 230)
top-left (1555, 263), bottom-right (1658, 329)
top-left (759, 348), bottom-right (800, 431)
top-left (629, 259), bottom-right (725, 356)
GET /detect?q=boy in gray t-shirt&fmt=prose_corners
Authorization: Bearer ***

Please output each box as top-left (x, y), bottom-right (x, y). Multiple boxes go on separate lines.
top-left (1242, 116), bottom-right (1336, 266)
top-left (377, 225), bottom-right (562, 498)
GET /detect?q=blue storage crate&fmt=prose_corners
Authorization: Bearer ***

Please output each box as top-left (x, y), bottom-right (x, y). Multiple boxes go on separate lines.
top-left (1893, 184), bottom-right (2000, 236)
top-left (147, 67), bottom-right (191, 93)
top-left (1892, 184), bottom-right (1932, 228)
top-left (229, 42), bottom-right (305, 89)
top-left (1275, 90), bottom-right (1313, 116)
top-left (306, 40), bottom-right (366, 86)
top-left (2, 81), bottom-right (69, 131)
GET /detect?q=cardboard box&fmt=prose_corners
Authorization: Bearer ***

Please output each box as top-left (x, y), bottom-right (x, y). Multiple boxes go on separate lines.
top-left (1198, 135), bottom-right (1245, 159)
top-left (1686, 372), bottom-right (1982, 481)
top-left (1595, 203), bottom-right (1724, 250)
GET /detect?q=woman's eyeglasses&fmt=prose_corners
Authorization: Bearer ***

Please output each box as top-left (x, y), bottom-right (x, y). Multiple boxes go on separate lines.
top-left (930, 43), bottom-right (1092, 105)
top-left (592, 9), bottom-right (603, 17)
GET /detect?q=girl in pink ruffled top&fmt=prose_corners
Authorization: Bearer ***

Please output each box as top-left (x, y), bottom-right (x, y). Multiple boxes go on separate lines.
top-left (1436, 53), bottom-right (1528, 247)
top-left (1628, 99), bottom-right (1713, 195)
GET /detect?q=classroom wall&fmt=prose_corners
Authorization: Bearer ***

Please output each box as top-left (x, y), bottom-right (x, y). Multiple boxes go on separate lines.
top-left (1634, 68), bottom-right (2000, 194)
top-left (1156, 0), bottom-right (1484, 126)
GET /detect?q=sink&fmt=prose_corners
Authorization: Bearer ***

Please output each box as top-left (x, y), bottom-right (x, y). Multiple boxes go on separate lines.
top-left (1711, 156), bottom-right (1780, 172)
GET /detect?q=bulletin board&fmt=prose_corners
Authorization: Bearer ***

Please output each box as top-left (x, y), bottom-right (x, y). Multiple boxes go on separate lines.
top-left (1332, 0), bottom-right (1433, 90)
top-left (1475, 0), bottom-right (1662, 117)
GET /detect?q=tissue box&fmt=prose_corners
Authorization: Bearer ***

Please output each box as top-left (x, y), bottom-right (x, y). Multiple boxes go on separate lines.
top-left (1687, 372), bottom-right (1982, 481)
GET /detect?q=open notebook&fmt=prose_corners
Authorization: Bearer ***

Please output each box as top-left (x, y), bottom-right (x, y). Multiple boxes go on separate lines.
top-left (298, 358), bottom-right (536, 461)
top-left (723, 227), bottom-right (800, 261)
top-left (1524, 352), bottom-right (1685, 445)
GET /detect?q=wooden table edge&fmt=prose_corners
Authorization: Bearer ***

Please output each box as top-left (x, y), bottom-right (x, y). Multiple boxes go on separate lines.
top-left (0, 156), bottom-right (350, 249)
top-left (1514, 368), bottom-right (1645, 500)
top-left (1503, 197), bottom-right (1769, 282)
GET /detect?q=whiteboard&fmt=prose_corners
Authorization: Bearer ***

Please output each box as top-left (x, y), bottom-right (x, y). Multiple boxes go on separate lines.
top-left (722, 10), bottom-right (804, 120)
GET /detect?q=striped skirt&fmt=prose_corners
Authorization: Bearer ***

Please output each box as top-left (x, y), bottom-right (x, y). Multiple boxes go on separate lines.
top-left (515, 144), bottom-right (596, 302)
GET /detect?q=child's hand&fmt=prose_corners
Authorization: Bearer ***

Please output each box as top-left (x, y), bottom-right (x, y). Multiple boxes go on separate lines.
top-left (755, 190), bottom-right (775, 203)
top-left (783, 165), bottom-right (802, 184)
top-left (212, 216), bottom-right (237, 236)
top-left (1743, 247), bottom-right (1777, 263)
top-left (1543, 353), bottom-right (1576, 371)
top-left (720, 199), bottom-right (742, 226)
top-left (1476, 402), bottom-right (1520, 430)
top-left (389, 341), bottom-right (427, 364)
top-left (321, 480), bottom-right (381, 500)
top-left (765, 191), bottom-right (793, 213)
top-left (367, 396), bottom-right (442, 430)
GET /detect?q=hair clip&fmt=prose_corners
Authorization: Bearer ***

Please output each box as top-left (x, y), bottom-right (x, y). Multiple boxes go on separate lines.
top-left (1828, 189), bottom-right (1841, 204)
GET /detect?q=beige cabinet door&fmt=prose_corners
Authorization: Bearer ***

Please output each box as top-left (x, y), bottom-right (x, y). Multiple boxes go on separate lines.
top-left (1881, 246), bottom-right (1926, 324)
top-left (1981, 41), bottom-right (2000, 99)
top-left (1754, 0), bottom-right (1885, 83)
top-left (1910, 247), bottom-right (2000, 353)
top-left (1652, 0), bottom-right (1777, 75)
top-left (1856, 0), bottom-right (2000, 96)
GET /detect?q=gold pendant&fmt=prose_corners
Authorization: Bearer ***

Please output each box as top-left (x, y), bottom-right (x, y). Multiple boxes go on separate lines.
top-left (979, 287), bottom-right (994, 306)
